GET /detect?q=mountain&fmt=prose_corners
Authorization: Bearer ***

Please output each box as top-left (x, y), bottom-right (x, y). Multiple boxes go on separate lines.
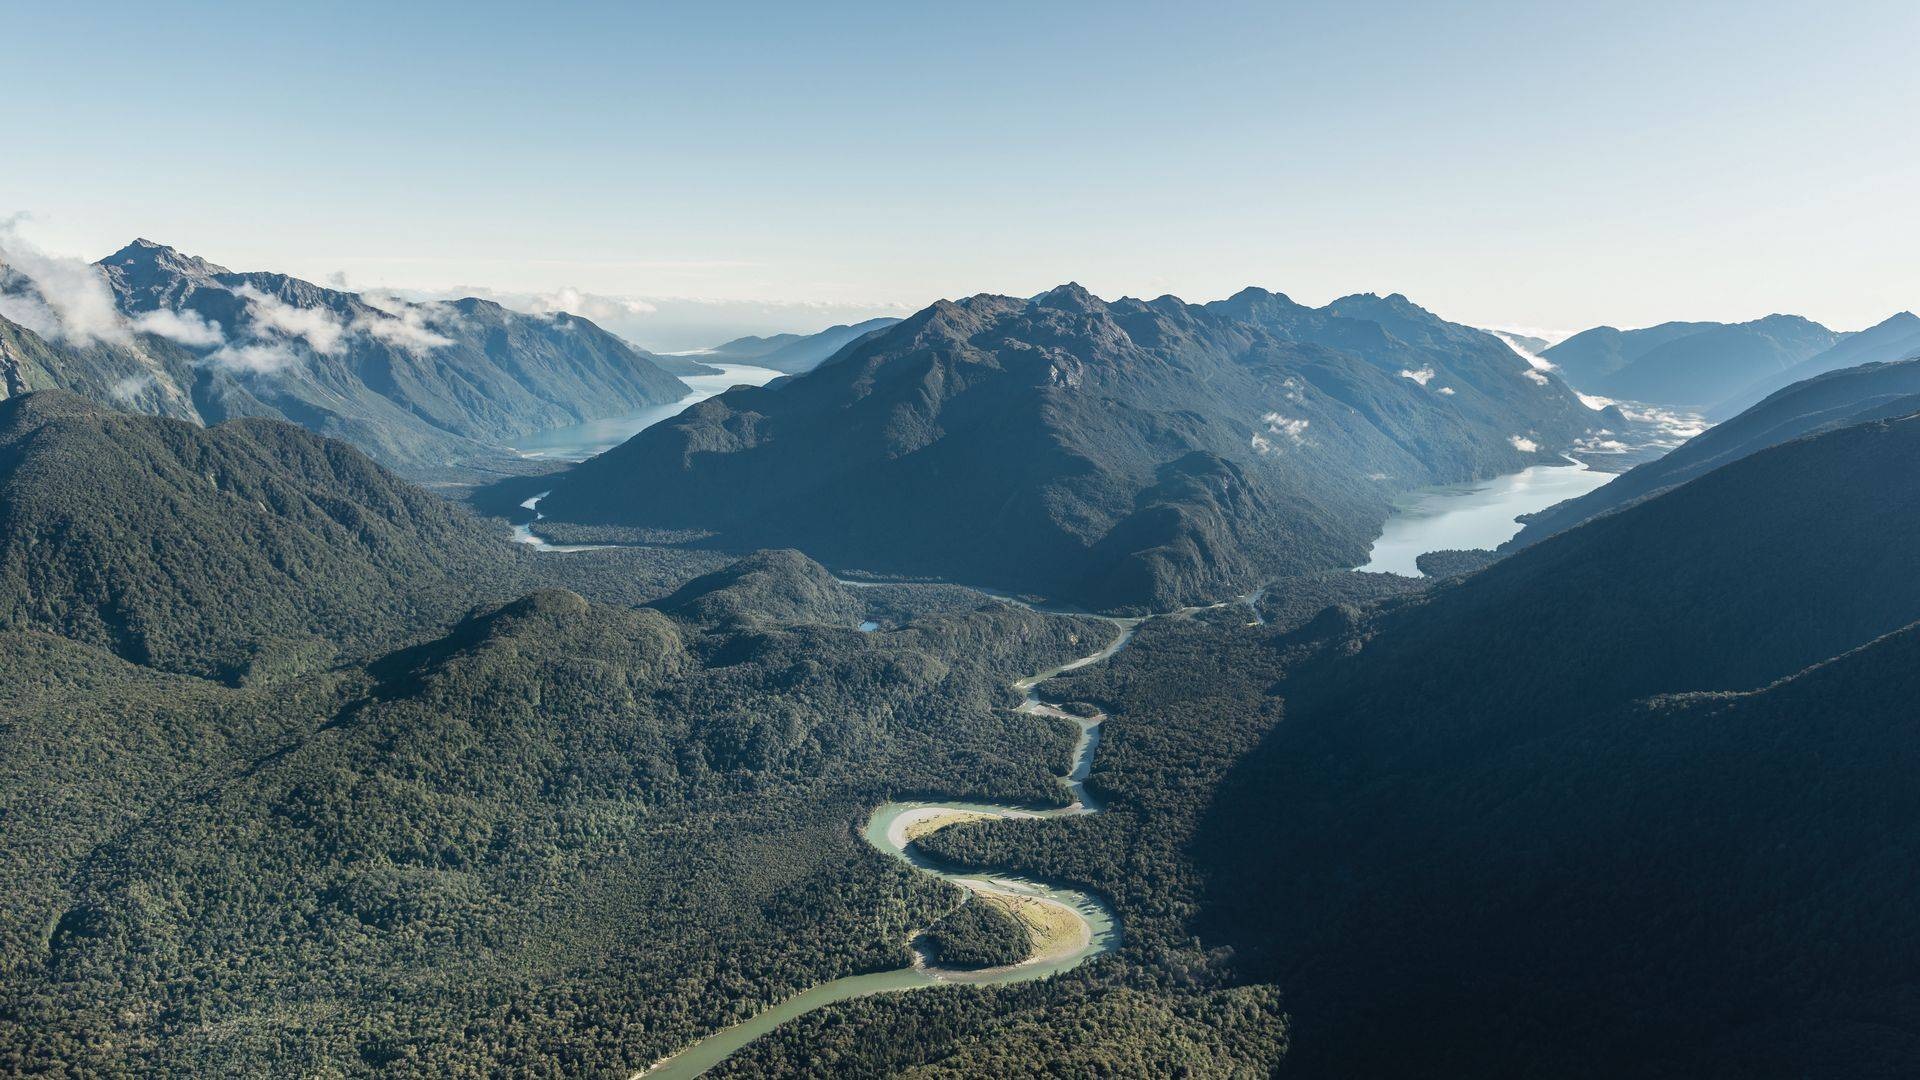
top-left (1, 309), bottom-right (204, 421)
top-left (1511, 356), bottom-right (1920, 547)
top-left (1539, 320), bottom-right (1720, 387)
top-left (1, 240), bottom-right (690, 470)
top-left (536, 285), bottom-right (1599, 611)
top-left (0, 390), bottom-right (504, 680)
top-left (1202, 409), bottom-right (1920, 1076)
top-left (1714, 310), bottom-right (1920, 417)
top-left (1544, 315), bottom-right (1840, 406)
top-left (1484, 329), bottom-right (1552, 355)
top-left (703, 316), bottom-right (902, 374)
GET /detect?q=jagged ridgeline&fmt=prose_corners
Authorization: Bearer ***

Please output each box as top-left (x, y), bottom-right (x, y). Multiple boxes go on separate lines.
top-left (538, 284), bottom-right (1598, 610)
top-left (0, 240), bottom-right (688, 470)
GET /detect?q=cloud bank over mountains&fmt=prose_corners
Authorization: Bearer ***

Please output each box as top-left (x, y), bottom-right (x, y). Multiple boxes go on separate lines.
top-left (415, 283), bottom-right (914, 353)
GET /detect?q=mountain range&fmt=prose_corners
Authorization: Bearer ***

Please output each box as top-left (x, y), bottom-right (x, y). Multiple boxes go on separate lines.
top-left (1510, 355), bottom-right (1920, 547)
top-left (1712, 310), bottom-right (1920, 417)
top-left (534, 284), bottom-right (1599, 610)
top-left (699, 316), bottom-right (902, 373)
top-left (0, 240), bottom-right (690, 471)
top-left (1543, 314), bottom-right (1840, 407)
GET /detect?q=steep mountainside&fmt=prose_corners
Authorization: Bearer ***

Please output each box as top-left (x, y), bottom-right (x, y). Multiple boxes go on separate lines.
top-left (1714, 310), bottom-right (1920, 417)
top-left (0, 311), bottom-right (204, 420)
top-left (1201, 410), bottom-right (1920, 1076)
top-left (1, 240), bottom-right (688, 469)
top-left (1512, 358), bottom-right (1920, 546)
top-left (539, 285), bottom-right (1598, 610)
top-left (0, 391), bottom-right (503, 680)
top-left (703, 317), bottom-right (902, 373)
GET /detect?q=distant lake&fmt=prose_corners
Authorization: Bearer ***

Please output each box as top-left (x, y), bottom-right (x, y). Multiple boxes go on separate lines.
top-left (1359, 462), bottom-right (1614, 576)
top-left (511, 363), bottom-right (784, 462)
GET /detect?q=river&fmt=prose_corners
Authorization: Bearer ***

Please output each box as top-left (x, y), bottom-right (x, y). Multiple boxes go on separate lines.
top-left (1358, 460), bottom-right (1614, 576)
top-left (633, 612), bottom-right (1145, 1079)
top-left (511, 363), bottom-right (785, 462)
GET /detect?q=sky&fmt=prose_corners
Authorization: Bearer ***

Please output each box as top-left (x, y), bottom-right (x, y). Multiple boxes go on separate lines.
top-left (4, 0), bottom-right (1917, 349)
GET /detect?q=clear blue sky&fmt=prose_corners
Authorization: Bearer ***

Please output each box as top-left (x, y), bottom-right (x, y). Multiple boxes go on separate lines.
top-left (5, 0), bottom-right (1916, 346)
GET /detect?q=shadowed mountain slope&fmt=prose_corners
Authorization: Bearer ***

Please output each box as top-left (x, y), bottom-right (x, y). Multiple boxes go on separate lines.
top-left (1203, 410), bottom-right (1920, 1077)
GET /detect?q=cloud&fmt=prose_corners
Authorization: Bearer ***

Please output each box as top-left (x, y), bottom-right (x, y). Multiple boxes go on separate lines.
top-left (232, 284), bottom-right (346, 354)
top-left (1521, 368), bottom-right (1551, 385)
top-left (1281, 376), bottom-right (1307, 403)
top-left (424, 284), bottom-right (910, 353)
top-left (1492, 330), bottom-right (1557, 372)
top-left (107, 374), bottom-right (154, 403)
top-left (1509, 435), bottom-right (1539, 453)
top-left (207, 341), bottom-right (301, 373)
top-left (1259, 411), bottom-right (1310, 449)
top-left (0, 219), bottom-right (132, 345)
top-left (132, 308), bottom-right (225, 347)
top-left (1399, 366), bottom-right (1436, 385)
top-left (529, 286), bottom-right (657, 320)
top-left (1437, 386), bottom-right (1457, 395)
top-left (353, 291), bottom-right (453, 351)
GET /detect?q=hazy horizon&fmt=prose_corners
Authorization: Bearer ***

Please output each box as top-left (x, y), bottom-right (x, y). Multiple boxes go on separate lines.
top-left (5, 0), bottom-right (1916, 348)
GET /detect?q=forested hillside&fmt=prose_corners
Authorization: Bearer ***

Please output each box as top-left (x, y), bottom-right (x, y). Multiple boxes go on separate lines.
top-left (0, 391), bottom-right (503, 679)
top-left (539, 284), bottom-right (1598, 611)
top-left (0, 546), bottom-right (1117, 1076)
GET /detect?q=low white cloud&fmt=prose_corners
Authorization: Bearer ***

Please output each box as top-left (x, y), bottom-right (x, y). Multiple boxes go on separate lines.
top-left (1250, 433), bottom-right (1276, 455)
top-left (233, 284), bottom-right (346, 354)
top-left (1509, 435), bottom-right (1539, 453)
top-left (1281, 376), bottom-right (1307, 403)
top-left (107, 374), bottom-right (153, 402)
top-left (353, 291), bottom-right (453, 351)
top-left (1438, 386), bottom-right (1457, 395)
top-left (1491, 329), bottom-right (1561, 369)
top-left (1261, 411), bottom-right (1310, 447)
top-left (1399, 366), bottom-right (1435, 385)
top-left (1521, 368), bottom-right (1551, 385)
top-left (0, 218), bottom-right (132, 345)
top-left (132, 308), bottom-right (225, 347)
top-left (207, 341), bottom-right (301, 374)
top-left (426, 284), bottom-right (910, 353)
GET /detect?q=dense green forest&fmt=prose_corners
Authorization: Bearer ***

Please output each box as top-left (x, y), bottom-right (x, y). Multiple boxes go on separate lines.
top-left (0, 559), bottom-right (1113, 1075)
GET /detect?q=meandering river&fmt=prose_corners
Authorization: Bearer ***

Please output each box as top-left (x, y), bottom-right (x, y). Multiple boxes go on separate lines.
top-left (633, 612), bottom-right (1144, 1079)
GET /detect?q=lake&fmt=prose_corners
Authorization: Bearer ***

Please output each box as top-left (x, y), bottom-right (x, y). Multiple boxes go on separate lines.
top-left (1359, 462), bottom-right (1614, 576)
top-left (510, 362), bottom-right (784, 462)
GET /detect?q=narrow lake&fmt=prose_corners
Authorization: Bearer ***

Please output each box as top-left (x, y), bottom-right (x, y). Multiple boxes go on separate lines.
top-left (1359, 461), bottom-right (1614, 576)
top-left (511, 363), bottom-right (784, 462)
